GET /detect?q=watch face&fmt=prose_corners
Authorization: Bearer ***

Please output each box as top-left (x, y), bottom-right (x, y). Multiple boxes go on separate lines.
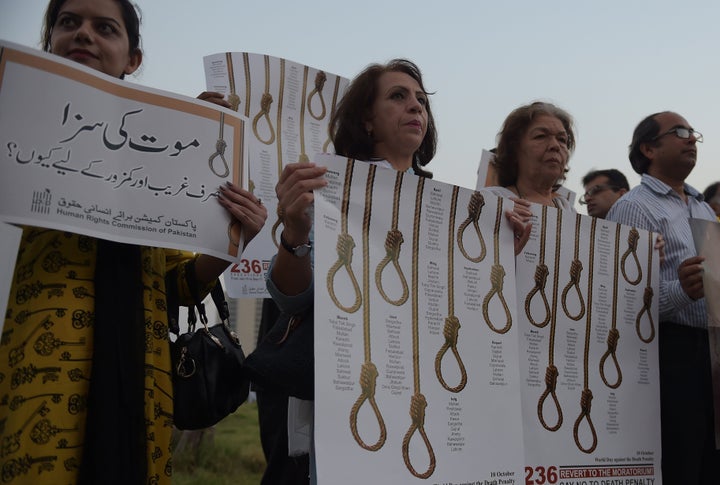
top-left (294, 244), bottom-right (311, 257)
top-left (280, 232), bottom-right (312, 258)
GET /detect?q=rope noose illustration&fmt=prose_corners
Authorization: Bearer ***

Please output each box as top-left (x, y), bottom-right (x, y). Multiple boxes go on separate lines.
top-left (599, 224), bottom-right (623, 389)
top-left (252, 55), bottom-right (276, 145)
top-left (242, 54), bottom-right (257, 200)
top-left (482, 197), bottom-right (512, 334)
top-left (208, 112), bottom-right (229, 178)
top-left (375, 172), bottom-right (409, 306)
top-left (620, 227), bottom-right (642, 285)
top-left (297, 65), bottom-right (311, 163)
top-left (537, 208), bottom-right (563, 431)
top-left (225, 52), bottom-right (240, 111)
top-left (525, 206), bottom-right (551, 328)
top-left (269, 59), bottom-right (288, 248)
top-left (322, 77), bottom-right (342, 153)
top-left (349, 165), bottom-right (387, 451)
top-left (573, 217), bottom-right (598, 454)
top-left (242, 53), bottom-right (251, 118)
top-left (402, 177), bottom-right (436, 479)
top-left (456, 191), bottom-right (486, 262)
top-left (434, 186), bottom-right (467, 392)
top-left (635, 231), bottom-right (656, 343)
top-left (561, 213), bottom-right (586, 321)
top-left (307, 70), bottom-right (327, 120)
top-left (326, 159), bottom-right (361, 313)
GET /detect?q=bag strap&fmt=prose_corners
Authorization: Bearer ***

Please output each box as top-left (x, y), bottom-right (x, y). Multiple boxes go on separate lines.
top-left (211, 281), bottom-right (240, 345)
top-left (185, 259), bottom-right (232, 332)
top-left (165, 266), bottom-right (180, 336)
top-left (211, 282), bottom-right (231, 323)
top-left (185, 258), bottom-right (209, 330)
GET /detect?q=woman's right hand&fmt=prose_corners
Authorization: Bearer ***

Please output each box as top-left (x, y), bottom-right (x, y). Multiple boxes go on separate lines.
top-left (506, 197), bottom-right (533, 255)
top-left (275, 162), bottom-right (328, 244)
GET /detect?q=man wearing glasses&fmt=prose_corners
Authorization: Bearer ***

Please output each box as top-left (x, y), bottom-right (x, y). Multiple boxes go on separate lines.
top-left (607, 111), bottom-right (719, 484)
top-left (580, 168), bottom-right (630, 218)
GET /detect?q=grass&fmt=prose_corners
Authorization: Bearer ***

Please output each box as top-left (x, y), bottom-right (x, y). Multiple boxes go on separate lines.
top-left (172, 401), bottom-right (266, 485)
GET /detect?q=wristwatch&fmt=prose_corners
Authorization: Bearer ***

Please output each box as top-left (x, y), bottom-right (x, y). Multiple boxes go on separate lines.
top-left (280, 232), bottom-right (312, 258)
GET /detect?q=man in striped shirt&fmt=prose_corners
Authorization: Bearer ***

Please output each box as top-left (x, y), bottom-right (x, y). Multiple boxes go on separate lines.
top-left (607, 111), bottom-right (719, 484)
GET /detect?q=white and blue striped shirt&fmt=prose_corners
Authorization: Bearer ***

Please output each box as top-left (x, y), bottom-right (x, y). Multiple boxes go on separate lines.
top-left (607, 174), bottom-right (716, 329)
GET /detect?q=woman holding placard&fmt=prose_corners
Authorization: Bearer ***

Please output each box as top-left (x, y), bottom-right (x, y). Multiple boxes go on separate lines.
top-left (0, 1), bottom-right (266, 483)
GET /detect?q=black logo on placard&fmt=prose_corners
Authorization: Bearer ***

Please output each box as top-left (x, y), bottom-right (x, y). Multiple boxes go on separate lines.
top-left (31, 189), bottom-right (52, 214)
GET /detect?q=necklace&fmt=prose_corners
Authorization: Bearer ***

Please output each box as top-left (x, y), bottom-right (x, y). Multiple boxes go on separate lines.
top-left (514, 184), bottom-right (557, 208)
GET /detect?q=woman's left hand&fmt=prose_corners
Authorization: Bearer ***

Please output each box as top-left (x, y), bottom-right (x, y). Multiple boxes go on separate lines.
top-left (218, 182), bottom-right (268, 247)
top-left (197, 91), bottom-right (232, 109)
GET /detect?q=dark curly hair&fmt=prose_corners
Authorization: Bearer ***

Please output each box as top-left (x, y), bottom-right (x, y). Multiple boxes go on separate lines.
top-left (582, 168), bottom-right (630, 191)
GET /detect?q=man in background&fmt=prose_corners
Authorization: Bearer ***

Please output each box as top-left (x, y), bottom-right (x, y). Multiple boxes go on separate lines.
top-left (702, 181), bottom-right (720, 220)
top-left (580, 168), bottom-right (629, 218)
top-left (607, 111), bottom-right (719, 484)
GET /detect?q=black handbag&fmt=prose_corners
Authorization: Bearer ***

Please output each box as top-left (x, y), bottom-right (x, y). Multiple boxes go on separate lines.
top-left (243, 303), bottom-right (314, 401)
top-left (167, 262), bottom-right (250, 430)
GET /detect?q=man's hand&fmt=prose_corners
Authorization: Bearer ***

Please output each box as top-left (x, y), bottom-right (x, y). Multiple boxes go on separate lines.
top-left (678, 256), bottom-right (705, 300)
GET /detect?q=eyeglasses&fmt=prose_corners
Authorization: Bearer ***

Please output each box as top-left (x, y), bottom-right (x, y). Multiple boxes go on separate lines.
top-left (579, 184), bottom-right (621, 205)
top-left (651, 127), bottom-right (703, 143)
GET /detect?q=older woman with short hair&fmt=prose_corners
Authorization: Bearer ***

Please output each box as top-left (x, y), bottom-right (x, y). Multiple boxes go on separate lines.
top-left (491, 101), bottom-right (576, 210)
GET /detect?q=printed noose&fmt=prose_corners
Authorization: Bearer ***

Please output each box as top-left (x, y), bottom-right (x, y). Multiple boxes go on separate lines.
top-left (375, 171), bottom-right (409, 306)
top-left (322, 77), bottom-right (342, 153)
top-left (307, 70), bottom-right (327, 120)
top-left (208, 113), bottom-right (229, 178)
top-left (326, 159), bottom-right (361, 313)
top-left (635, 232), bottom-right (656, 343)
top-left (297, 65), bottom-right (311, 163)
top-left (482, 197), bottom-right (512, 334)
top-left (225, 52), bottom-right (240, 112)
top-left (434, 186), bottom-right (467, 393)
top-left (573, 217), bottom-right (598, 454)
top-left (456, 191), bottom-right (486, 262)
top-left (525, 206), bottom-right (551, 328)
top-left (401, 177), bottom-right (436, 479)
top-left (268, 58), bottom-right (286, 248)
top-left (599, 224), bottom-right (623, 389)
top-left (349, 165), bottom-right (387, 451)
top-left (252, 55), bottom-right (276, 145)
top-left (242, 53), bottom-right (252, 118)
top-left (537, 208), bottom-right (563, 432)
top-left (620, 227), bottom-right (642, 285)
top-left (561, 213), bottom-right (586, 321)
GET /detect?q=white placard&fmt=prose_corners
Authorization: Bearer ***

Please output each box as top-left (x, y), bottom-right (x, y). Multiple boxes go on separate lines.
top-left (204, 52), bottom-right (349, 297)
top-left (518, 206), bottom-right (661, 482)
top-left (689, 217), bottom-right (720, 448)
top-left (0, 41), bottom-right (247, 261)
top-left (314, 154), bottom-right (524, 484)
top-left (311, 155), bottom-right (662, 482)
